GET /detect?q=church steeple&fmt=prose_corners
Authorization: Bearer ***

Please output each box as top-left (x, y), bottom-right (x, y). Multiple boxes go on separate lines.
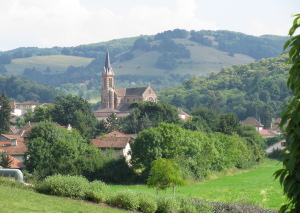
top-left (103, 50), bottom-right (114, 75)
top-left (101, 50), bottom-right (115, 109)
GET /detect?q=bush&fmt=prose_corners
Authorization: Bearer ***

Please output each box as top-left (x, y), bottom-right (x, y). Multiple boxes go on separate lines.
top-left (138, 193), bottom-right (157, 213)
top-left (36, 175), bottom-right (89, 199)
top-left (179, 198), bottom-right (198, 213)
top-left (156, 195), bottom-right (180, 213)
top-left (0, 176), bottom-right (33, 191)
top-left (85, 180), bottom-right (109, 203)
top-left (109, 190), bottom-right (139, 210)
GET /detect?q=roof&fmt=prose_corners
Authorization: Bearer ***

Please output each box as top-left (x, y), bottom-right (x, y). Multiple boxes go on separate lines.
top-left (115, 86), bottom-right (153, 97)
top-left (178, 109), bottom-right (190, 120)
top-left (17, 101), bottom-right (39, 105)
top-left (0, 140), bottom-right (28, 155)
top-left (15, 122), bottom-right (39, 137)
top-left (259, 129), bottom-right (278, 137)
top-left (91, 137), bottom-right (131, 149)
top-left (105, 131), bottom-right (131, 137)
top-left (241, 117), bottom-right (264, 127)
top-left (1, 134), bottom-right (23, 141)
top-left (9, 155), bottom-right (25, 169)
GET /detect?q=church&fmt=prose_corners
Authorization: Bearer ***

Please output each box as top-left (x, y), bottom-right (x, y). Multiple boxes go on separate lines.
top-left (94, 51), bottom-right (158, 120)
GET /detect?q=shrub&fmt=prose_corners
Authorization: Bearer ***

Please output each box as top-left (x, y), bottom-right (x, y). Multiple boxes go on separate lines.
top-left (179, 198), bottom-right (198, 213)
top-left (0, 176), bottom-right (33, 191)
top-left (109, 190), bottom-right (139, 210)
top-left (138, 193), bottom-right (157, 213)
top-left (156, 195), bottom-right (180, 213)
top-left (85, 180), bottom-right (109, 203)
top-left (36, 175), bottom-right (89, 199)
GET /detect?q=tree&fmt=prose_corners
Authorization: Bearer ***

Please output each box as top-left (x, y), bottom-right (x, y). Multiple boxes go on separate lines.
top-left (147, 158), bottom-right (185, 194)
top-left (274, 14), bottom-right (300, 213)
top-left (0, 92), bottom-right (11, 134)
top-left (0, 152), bottom-right (12, 168)
top-left (24, 122), bottom-right (104, 180)
top-left (217, 113), bottom-right (240, 135)
top-left (51, 95), bottom-right (98, 138)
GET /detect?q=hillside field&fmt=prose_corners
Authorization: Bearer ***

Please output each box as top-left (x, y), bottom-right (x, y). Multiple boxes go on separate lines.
top-left (113, 39), bottom-right (255, 76)
top-left (0, 184), bottom-right (127, 213)
top-left (5, 55), bottom-right (93, 75)
top-left (111, 160), bottom-right (286, 211)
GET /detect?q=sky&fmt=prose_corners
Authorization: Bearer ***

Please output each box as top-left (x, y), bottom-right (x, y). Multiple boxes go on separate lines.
top-left (0, 0), bottom-right (299, 51)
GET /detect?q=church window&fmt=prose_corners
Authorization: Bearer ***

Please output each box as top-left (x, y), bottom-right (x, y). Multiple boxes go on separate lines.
top-left (120, 98), bottom-right (123, 102)
top-left (149, 90), bottom-right (151, 94)
top-left (104, 81), bottom-right (107, 89)
top-left (109, 78), bottom-right (113, 88)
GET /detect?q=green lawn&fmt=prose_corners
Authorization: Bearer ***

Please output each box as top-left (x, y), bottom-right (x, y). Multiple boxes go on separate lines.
top-left (111, 160), bottom-right (287, 210)
top-left (0, 185), bottom-right (127, 213)
top-left (5, 55), bottom-right (93, 75)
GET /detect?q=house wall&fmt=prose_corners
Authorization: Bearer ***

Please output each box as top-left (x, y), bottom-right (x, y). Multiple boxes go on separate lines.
top-left (266, 139), bottom-right (286, 153)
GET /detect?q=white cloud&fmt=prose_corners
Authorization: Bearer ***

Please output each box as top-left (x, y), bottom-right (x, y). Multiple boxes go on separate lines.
top-left (0, 0), bottom-right (218, 51)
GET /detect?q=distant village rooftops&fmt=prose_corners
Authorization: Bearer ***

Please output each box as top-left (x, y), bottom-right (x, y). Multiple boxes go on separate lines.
top-left (241, 117), bottom-right (264, 127)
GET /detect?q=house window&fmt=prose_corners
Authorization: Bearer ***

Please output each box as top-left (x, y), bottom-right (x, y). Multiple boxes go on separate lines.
top-left (281, 142), bottom-right (286, 147)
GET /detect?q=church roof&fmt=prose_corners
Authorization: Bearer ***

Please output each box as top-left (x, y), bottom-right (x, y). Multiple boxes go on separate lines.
top-left (105, 50), bottom-right (111, 69)
top-left (115, 86), bottom-right (151, 97)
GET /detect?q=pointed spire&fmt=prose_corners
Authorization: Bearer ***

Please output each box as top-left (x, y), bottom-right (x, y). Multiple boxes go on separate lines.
top-left (105, 50), bottom-right (111, 69)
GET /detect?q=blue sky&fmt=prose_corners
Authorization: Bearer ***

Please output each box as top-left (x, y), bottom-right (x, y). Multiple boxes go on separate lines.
top-left (0, 0), bottom-right (298, 51)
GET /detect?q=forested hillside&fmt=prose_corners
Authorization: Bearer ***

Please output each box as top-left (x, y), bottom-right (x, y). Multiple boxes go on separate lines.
top-left (0, 29), bottom-right (287, 100)
top-left (0, 75), bottom-right (60, 102)
top-left (159, 54), bottom-right (291, 125)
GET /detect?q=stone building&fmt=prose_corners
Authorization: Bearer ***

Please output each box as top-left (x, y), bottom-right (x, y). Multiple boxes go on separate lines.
top-left (95, 51), bottom-right (157, 119)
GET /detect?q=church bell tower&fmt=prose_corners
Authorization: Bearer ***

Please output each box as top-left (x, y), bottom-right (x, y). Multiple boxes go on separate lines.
top-left (101, 50), bottom-right (115, 109)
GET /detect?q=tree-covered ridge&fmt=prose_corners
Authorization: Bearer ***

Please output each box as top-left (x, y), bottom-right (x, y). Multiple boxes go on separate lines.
top-left (159, 54), bottom-right (292, 123)
top-left (0, 75), bottom-right (60, 103)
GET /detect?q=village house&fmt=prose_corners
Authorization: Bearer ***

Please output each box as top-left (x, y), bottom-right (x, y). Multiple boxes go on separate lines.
top-left (0, 134), bottom-right (27, 163)
top-left (10, 101), bottom-right (40, 116)
top-left (91, 131), bottom-right (135, 162)
top-left (241, 117), bottom-right (264, 131)
top-left (266, 139), bottom-right (286, 154)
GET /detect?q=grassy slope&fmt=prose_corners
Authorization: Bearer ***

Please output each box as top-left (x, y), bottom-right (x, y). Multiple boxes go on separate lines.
top-left (0, 185), bottom-right (127, 213)
top-left (5, 55), bottom-right (93, 75)
top-left (111, 160), bottom-right (286, 210)
top-left (113, 39), bottom-right (254, 76)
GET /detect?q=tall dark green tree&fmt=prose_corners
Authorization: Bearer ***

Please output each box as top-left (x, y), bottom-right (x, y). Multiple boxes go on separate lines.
top-left (217, 113), bottom-right (240, 135)
top-left (0, 92), bottom-right (11, 134)
top-left (51, 95), bottom-right (98, 138)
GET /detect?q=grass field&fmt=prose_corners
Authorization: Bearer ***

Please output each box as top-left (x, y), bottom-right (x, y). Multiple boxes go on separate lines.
top-left (0, 184), bottom-right (128, 213)
top-left (5, 55), bottom-right (93, 75)
top-left (111, 160), bottom-right (287, 211)
top-left (113, 39), bottom-right (254, 76)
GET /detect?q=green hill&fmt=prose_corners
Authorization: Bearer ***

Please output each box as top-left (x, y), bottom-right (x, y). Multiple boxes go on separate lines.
top-left (5, 55), bottom-right (93, 75)
top-left (159, 54), bottom-right (291, 126)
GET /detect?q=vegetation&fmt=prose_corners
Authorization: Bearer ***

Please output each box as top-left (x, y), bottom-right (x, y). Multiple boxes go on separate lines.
top-left (0, 75), bottom-right (60, 103)
top-left (0, 92), bottom-right (11, 134)
top-left (274, 14), bottom-right (300, 213)
top-left (0, 152), bottom-right (12, 168)
top-left (24, 122), bottom-right (105, 180)
top-left (147, 158), bottom-right (185, 194)
top-left (159, 54), bottom-right (292, 122)
top-left (131, 123), bottom-right (263, 181)
top-left (0, 176), bottom-right (126, 213)
top-left (111, 160), bottom-right (285, 210)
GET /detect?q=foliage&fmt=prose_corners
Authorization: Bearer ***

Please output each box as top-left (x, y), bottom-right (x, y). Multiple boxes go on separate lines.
top-left (159, 54), bottom-right (291, 121)
top-left (131, 123), bottom-right (260, 181)
top-left (156, 195), bottom-right (180, 213)
top-left (147, 158), bottom-right (185, 193)
top-left (24, 122), bottom-right (104, 179)
top-left (109, 190), bottom-right (140, 211)
top-left (0, 152), bottom-right (12, 168)
top-left (217, 113), bottom-right (241, 135)
top-left (51, 95), bottom-right (98, 138)
top-left (138, 193), bottom-right (158, 213)
top-left (274, 14), bottom-right (300, 213)
top-left (31, 105), bottom-right (53, 122)
top-left (36, 175), bottom-right (90, 199)
top-left (0, 92), bottom-right (11, 134)
top-left (0, 75), bottom-right (60, 103)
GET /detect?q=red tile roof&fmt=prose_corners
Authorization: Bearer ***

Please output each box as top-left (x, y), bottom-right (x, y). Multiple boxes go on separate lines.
top-left (9, 155), bottom-right (25, 169)
top-left (259, 129), bottom-right (278, 137)
top-left (92, 137), bottom-right (131, 149)
top-left (0, 140), bottom-right (28, 155)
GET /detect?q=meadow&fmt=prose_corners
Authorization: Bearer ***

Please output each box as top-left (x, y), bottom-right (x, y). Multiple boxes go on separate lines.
top-left (0, 184), bottom-right (127, 213)
top-left (111, 160), bottom-right (286, 211)
top-left (5, 55), bottom-right (93, 75)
